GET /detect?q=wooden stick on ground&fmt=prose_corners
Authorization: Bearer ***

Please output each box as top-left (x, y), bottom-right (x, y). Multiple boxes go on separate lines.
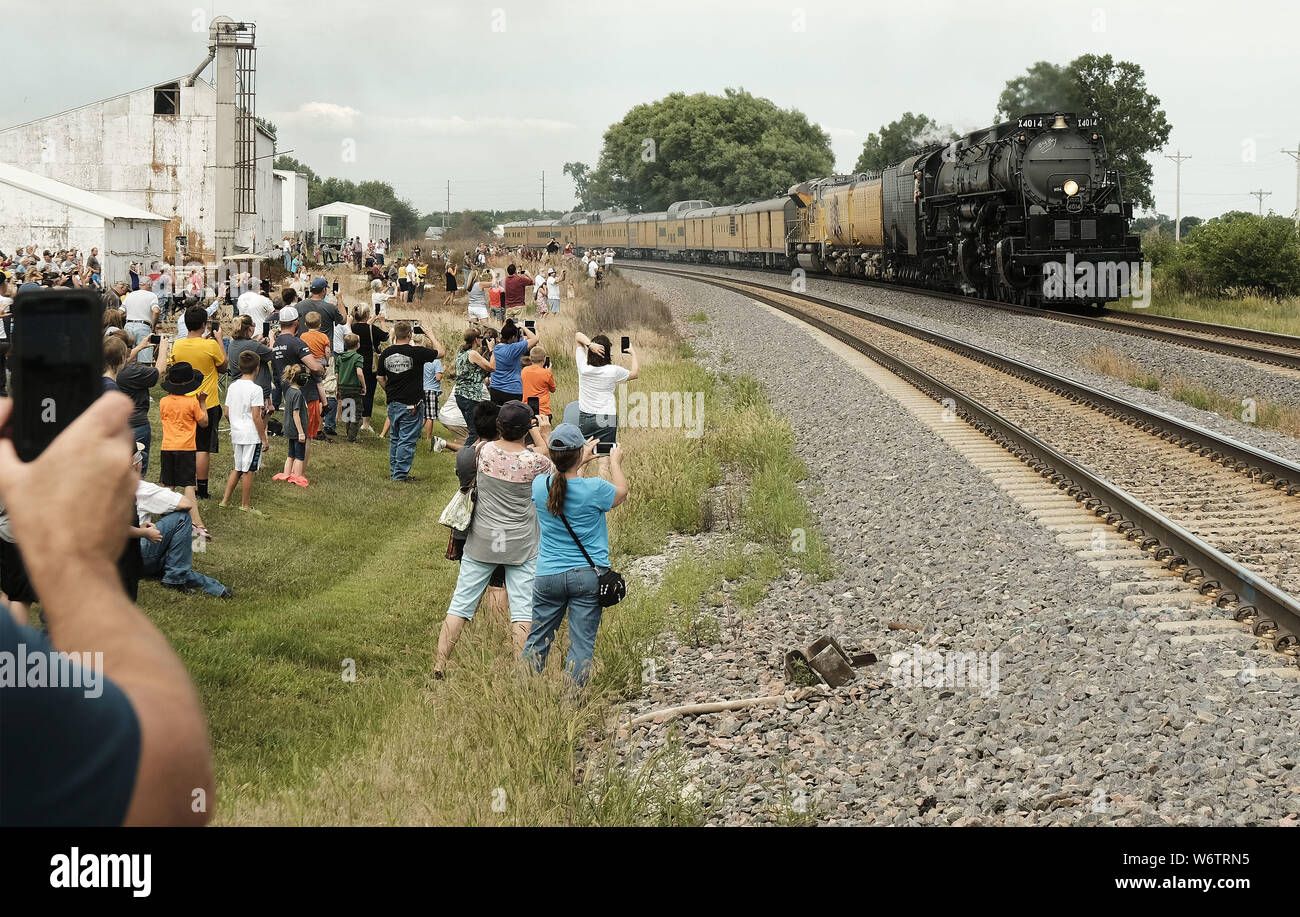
top-left (628, 693), bottom-right (786, 728)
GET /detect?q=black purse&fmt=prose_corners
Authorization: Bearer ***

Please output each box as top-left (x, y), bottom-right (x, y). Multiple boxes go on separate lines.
top-left (558, 512), bottom-right (626, 608)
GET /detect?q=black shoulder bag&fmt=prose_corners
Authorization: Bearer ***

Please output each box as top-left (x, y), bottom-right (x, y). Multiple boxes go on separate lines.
top-left (558, 512), bottom-right (626, 608)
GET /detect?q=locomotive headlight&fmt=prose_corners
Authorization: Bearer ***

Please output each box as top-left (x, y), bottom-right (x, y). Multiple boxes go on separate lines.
top-left (1063, 179), bottom-right (1080, 197)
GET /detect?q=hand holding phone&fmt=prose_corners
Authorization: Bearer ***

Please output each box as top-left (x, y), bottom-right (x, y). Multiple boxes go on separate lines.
top-left (524, 319), bottom-right (535, 331)
top-left (8, 288), bottom-right (102, 461)
top-left (594, 441), bottom-right (615, 456)
top-left (620, 336), bottom-right (630, 354)
top-left (149, 333), bottom-right (161, 345)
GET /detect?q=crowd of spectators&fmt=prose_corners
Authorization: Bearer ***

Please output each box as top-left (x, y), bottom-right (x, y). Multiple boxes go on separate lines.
top-left (1, 236), bottom-right (640, 825)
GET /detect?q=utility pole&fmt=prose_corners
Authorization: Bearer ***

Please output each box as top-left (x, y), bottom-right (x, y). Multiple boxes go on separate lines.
top-left (541, 170), bottom-right (545, 212)
top-left (445, 180), bottom-right (450, 230)
top-left (1283, 142), bottom-right (1300, 235)
top-left (1165, 149), bottom-right (1191, 241)
top-left (1249, 188), bottom-right (1272, 216)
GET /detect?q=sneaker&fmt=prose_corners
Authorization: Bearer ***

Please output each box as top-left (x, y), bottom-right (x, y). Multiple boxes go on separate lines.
top-left (218, 588), bottom-right (235, 600)
top-left (289, 474), bottom-right (309, 487)
top-left (238, 506), bottom-right (269, 517)
top-left (433, 436), bottom-right (447, 453)
top-left (272, 472), bottom-right (290, 481)
top-left (312, 432), bottom-right (328, 442)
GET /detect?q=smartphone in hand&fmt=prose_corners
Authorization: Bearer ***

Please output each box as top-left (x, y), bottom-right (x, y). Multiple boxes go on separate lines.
top-left (620, 336), bottom-right (630, 354)
top-left (525, 319), bottom-right (535, 331)
top-left (527, 396), bottom-right (540, 416)
top-left (8, 288), bottom-right (102, 461)
top-left (149, 333), bottom-right (161, 345)
top-left (594, 442), bottom-right (614, 456)
top-left (261, 322), bottom-right (271, 338)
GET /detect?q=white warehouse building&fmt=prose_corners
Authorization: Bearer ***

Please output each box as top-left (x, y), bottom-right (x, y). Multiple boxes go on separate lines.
top-left (0, 162), bottom-right (166, 284)
top-left (0, 17), bottom-right (277, 265)
top-left (307, 202), bottom-right (391, 248)
top-left (275, 169), bottom-right (309, 239)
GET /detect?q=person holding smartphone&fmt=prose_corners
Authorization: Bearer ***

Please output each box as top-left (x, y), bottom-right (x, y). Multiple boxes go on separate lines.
top-left (487, 319), bottom-right (537, 407)
top-left (522, 426), bottom-right (628, 685)
top-left (574, 331), bottom-right (637, 459)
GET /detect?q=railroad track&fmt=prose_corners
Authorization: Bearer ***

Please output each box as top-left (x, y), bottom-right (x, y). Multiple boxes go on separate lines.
top-left (625, 262), bottom-right (1300, 663)
top-left (617, 258), bottom-right (1300, 374)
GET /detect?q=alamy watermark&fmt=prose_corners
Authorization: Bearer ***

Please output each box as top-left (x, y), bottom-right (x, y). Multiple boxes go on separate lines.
top-left (889, 646), bottom-right (1001, 698)
top-left (586, 383), bottom-right (704, 438)
top-left (0, 644), bottom-right (104, 698)
top-left (1042, 254), bottom-right (1152, 307)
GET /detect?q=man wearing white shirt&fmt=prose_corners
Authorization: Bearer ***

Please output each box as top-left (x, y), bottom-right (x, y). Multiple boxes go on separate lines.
top-left (237, 287), bottom-right (275, 331)
top-left (404, 259), bottom-right (417, 303)
top-left (122, 278), bottom-right (160, 361)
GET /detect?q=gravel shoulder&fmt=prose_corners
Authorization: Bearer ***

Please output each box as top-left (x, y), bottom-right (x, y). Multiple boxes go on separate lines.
top-left (654, 263), bottom-right (1300, 465)
top-left (619, 270), bottom-right (1300, 827)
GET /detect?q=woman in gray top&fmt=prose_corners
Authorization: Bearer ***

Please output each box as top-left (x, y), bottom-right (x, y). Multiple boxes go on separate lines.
top-left (433, 401), bottom-right (552, 680)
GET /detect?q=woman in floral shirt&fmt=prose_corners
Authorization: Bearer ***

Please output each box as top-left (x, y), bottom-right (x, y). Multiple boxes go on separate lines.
top-left (453, 328), bottom-right (495, 449)
top-left (434, 401), bottom-right (552, 679)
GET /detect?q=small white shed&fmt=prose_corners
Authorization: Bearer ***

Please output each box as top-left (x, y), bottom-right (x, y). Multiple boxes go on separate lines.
top-left (0, 162), bottom-right (166, 285)
top-left (306, 201), bottom-right (391, 249)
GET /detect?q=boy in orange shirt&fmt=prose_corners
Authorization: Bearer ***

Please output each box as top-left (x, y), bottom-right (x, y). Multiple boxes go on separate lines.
top-left (299, 311), bottom-right (331, 441)
top-left (158, 362), bottom-right (212, 542)
top-left (521, 346), bottom-right (556, 425)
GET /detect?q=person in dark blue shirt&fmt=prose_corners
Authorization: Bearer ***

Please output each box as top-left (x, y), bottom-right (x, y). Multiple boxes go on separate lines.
top-left (0, 393), bottom-right (214, 826)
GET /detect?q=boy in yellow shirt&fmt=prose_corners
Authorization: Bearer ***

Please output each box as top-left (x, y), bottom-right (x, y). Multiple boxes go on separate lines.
top-left (169, 307), bottom-right (227, 499)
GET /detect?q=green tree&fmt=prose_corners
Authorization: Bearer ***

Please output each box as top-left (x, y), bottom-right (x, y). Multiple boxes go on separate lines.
top-left (586, 88), bottom-right (833, 211)
top-left (996, 55), bottom-right (1171, 209)
top-left (274, 155), bottom-right (319, 185)
top-left (854, 112), bottom-right (958, 173)
top-left (1182, 213), bottom-right (1300, 297)
top-left (563, 161), bottom-right (594, 210)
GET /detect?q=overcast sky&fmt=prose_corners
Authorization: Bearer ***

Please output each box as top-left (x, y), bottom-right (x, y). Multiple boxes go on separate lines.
top-left (3, 0), bottom-right (1296, 220)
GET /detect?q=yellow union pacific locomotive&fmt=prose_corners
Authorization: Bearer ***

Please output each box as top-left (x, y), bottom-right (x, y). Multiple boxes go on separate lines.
top-left (505, 112), bottom-right (1140, 306)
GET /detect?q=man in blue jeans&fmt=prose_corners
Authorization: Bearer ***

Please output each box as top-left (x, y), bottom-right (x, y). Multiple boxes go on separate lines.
top-left (134, 472), bottom-right (232, 598)
top-left (375, 320), bottom-right (442, 482)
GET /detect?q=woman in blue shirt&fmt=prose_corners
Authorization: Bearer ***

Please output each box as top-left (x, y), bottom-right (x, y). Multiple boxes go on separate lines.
top-left (522, 423), bottom-right (629, 685)
top-left (487, 319), bottom-right (538, 406)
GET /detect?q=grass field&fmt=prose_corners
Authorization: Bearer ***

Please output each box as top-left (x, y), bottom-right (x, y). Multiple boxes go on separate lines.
top-left (1110, 292), bottom-right (1300, 337)
top-left (1082, 346), bottom-right (1300, 438)
top-left (134, 258), bottom-right (829, 824)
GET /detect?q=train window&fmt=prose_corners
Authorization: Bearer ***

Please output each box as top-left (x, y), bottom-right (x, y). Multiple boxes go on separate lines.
top-left (729, 216), bottom-right (736, 236)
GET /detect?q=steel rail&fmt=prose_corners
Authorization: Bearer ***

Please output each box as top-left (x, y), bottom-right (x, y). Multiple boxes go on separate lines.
top-left (622, 263), bottom-right (1300, 651)
top-left (617, 256), bottom-right (1300, 371)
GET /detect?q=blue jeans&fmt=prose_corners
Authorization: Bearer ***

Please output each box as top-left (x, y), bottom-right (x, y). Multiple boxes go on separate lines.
top-left (139, 511), bottom-right (227, 596)
top-left (524, 567), bottom-right (604, 685)
top-left (447, 556), bottom-right (537, 623)
top-left (323, 396), bottom-right (337, 432)
top-left (386, 400), bottom-right (423, 479)
top-left (133, 422), bottom-right (152, 478)
top-left (125, 321), bottom-right (153, 362)
top-left (456, 394), bottom-right (480, 449)
top-left (283, 251), bottom-right (292, 270)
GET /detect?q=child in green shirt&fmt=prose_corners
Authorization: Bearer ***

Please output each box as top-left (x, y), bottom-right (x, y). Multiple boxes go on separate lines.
top-left (337, 334), bottom-right (367, 442)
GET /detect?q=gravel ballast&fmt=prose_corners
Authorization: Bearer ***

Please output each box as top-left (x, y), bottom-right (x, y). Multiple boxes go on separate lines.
top-left (618, 270), bottom-right (1300, 826)
top-left (650, 263), bottom-right (1300, 464)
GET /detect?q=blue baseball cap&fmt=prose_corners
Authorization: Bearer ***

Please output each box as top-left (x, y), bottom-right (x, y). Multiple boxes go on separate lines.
top-left (548, 423), bottom-right (586, 451)
top-left (310, 276), bottom-right (329, 292)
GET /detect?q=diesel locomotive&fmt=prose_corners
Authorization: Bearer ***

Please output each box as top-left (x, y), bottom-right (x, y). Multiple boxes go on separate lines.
top-left (504, 112), bottom-right (1142, 306)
